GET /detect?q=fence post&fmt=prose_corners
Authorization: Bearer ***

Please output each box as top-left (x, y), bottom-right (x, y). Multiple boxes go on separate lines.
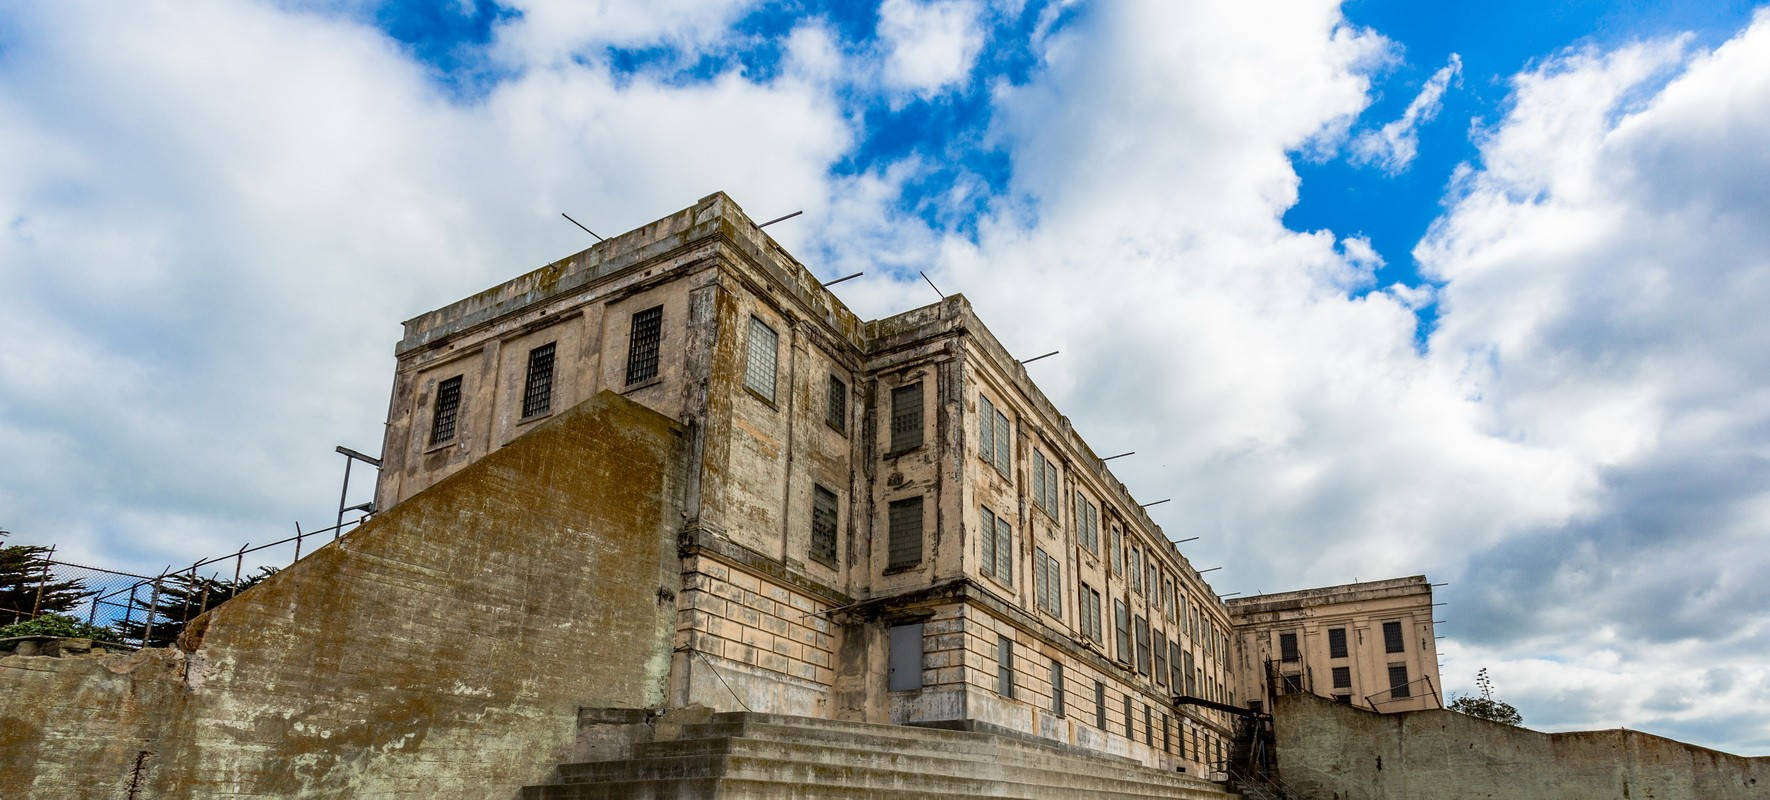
top-left (293, 522), bottom-right (303, 562)
top-left (30, 545), bottom-right (56, 619)
top-left (142, 578), bottom-right (161, 646)
top-left (234, 544), bottom-right (248, 587)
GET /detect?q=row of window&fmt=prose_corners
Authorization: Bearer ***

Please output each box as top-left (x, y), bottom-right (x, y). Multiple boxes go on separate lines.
top-left (425, 305), bottom-right (672, 446)
top-left (1282, 663), bottom-right (1415, 702)
top-left (1278, 621), bottom-right (1408, 663)
top-left (987, 638), bottom-right (1225, 764)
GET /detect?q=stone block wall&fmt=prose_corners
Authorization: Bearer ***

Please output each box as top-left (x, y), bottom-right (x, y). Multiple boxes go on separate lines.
top-left (671, 552), bottom-right (838, 717)
top-left (1273, 692), bottom-right (1770, 800)
top-left (0, 392), bottom-right (687, 799)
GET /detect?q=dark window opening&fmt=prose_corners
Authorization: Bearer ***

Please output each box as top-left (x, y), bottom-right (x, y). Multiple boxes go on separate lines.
top-left (997, 636), bottom-right (1015, 697)
top-left (1332, 666), bottom-right (1351, 689)
top-left (810, 485), bottom-right (839, 566)
top-left (887, 496), bottom-right (924, 569)
top-left (1384, 621), bottom-right (1405, 654)
top-left (1050, 659), bottom-right (1065, 717)
top-left (1094, 681), bottom-right (1106, 729)
top-left (1280, 632), bottom-right (1300, 663)
top-left (1328, 627), bottom-right (1348, 659)
top-left (826, 375), bottom-right (847, 433)
top-left (1389, 664), bottom-right (1411, 698)
top-left (429, 375), bottom-right (462, 445)
top-left (1124, 695), bottom-right (1134, 739)
top-left (624, 305), bottom-right (663, 385)
top-left (890, 382), bottom-right (923, 452)
top-left (1334, 694), bottom-right (1352, 704)
top-left (521, 342), bottom-right (556, 418)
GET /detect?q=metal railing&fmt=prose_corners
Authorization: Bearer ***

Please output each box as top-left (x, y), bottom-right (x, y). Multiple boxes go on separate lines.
top-left (1365, 674), bottom-right (1442, 709)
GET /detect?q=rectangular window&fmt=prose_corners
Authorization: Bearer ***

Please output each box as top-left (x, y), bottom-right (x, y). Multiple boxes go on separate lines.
top-left (1169, 641), bottom-right (1184, 690)
top-left (1154, 632), bottom-right (1169, 687)
top-left (743, 317), bottom-right (777, 401)
top-left (890, 382), bottom-right (924, 452)
top-left (1050, 659), bottom-right (1065, 717)
top-left (1280, 632), bottom-right (1300, 663)
top-left (888, 623), bottom-right (923, 691)
top-left (1281, 674), bottom-right (1303, 695)
top-left (1144, 704), bottom-right (1153, 746)
top-left (1328, 627), bottom-right (1348, 659)
top-left (1163, 714), bottom-right (1171, 754)
top-left (980, 506), bottom-right (1013, 585)
top-left (1034, 548), bottom-right (1062, 619)
top-left (1094, 681), bottom-right (1107, 729)
top-left (521, 342), bottom-right (556, 418)
top-left (1184, 651), bottom-right (1197, 696)
top-left (993, 407), bottom-right (1011, 473)
top-left (1075, 492), bottom-right (1099, 553)
top-left (997, 636), bottom-right (1014, 697)
top-left (1032, 450), bottom-right (1059, 515)
top-left (1384, 620), bottom-right (1405, 654)
top-left (810, 485), bottom-right (839, 566)
top-left (1080, 584), bottom-right (1103, 643)
top-left (1124, 695), bottom-right (1133, 739)
top-left (1111, 526), bottom-right (1123, 575)
top-left (1114, 599), bottom-right (1132, 664)
top-left (887, 496), bottom-right (923, 569)
top-left (1334, 693), bottom-right (1352, 704)
top-left (1129, 547), bottom-right (1143, 594)
top-left (625, 305), bottom-right (663, 385)
top-left (429, 375), bottom-right (462, 445)
top-left (1136, 615), bottom-right (1152, 676)
top-left (826, 375), bottom-right (847, 433)
top-left (1163, 577), bottom-right (1174, 619)
top-left (1389, 664), bottom-right (1411, 698)
top-left (1332, 666), bottom-right (1351, 689)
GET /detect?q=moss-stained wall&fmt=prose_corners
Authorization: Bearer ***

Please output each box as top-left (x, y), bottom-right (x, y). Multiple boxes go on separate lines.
top-left (0, 391), bottom-right (686, 799)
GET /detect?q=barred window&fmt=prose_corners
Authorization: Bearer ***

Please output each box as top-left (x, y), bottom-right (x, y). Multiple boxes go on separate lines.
top-left (1135, 615), bottom-right (1151, 676)
top-left (521, 342), bottom-right (556, 418)
top-left (1115, 599), bottom-right (1132, 664)
top-left (890, 382), bottom-right (924, 452)
top-left (997, 636), bottom-right (1014, 697)
top-left (1169, 640), bottom-right (1184, 690)
top-left (1123, 695), bottom-right (1133, 739)
top-left (1280, 632), bottom-right (1300, 662)
top-left (811, 485), bottom-right (839, 566)
top-left (1032, 450), bottom-right (1059, 515)
top-left (1075, 492), bottom-right (1099, 553)
top-left (980, 506), bottom-right (1013, 585)
top-left (1328, 627), bottom-right (1348, 659)
top-left (1384, 620), bottom-right (1405, 653)
top-left (1129, 546), bottom-right (1143, 594)
top-left (1050, 659), bottom-right (1065, 717)
top-left (1389, 664), bottom-right (1411, 698)
top-left (993, 407), bottom-right (1011, 472)
top-left (1094, 681), bottom-right (1106, 730)
top-left (429, 375), bottom-right (462, 445)
top-left (1154, 632), bottom-right (1169, 687)
top-left (1034, 548), bottom-right (1061, 619)
top-left (1080, 584), bottom-right (1103, 643)
top-left (887, 496), bottom-right (923, 569)
top-left (624, 305), bottom-right (663, 385)
top-left (1183, 650), bottom-right (1196, 695)
top-left (978, 394), bottom-right (1014, 473)
top-left (1332, 666), bottom-right (1351, 689)
top-left (826, 375), bottom-right (847, 433)
top-left (743, 317), bottom-right (777, 402)
top-left (1111, 526), bottom-right (1123, 575)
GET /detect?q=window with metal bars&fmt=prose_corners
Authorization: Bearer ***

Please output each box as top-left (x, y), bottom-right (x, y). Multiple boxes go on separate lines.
top-left (1332, 666), bottom-right (1351, 689)
top-left (1169, 640), bottom-right (1184, 690)
top-left (1280, 632), bottom-right (1300, 662)
top-left (996, 635), bottom-right (1014, 697)
top-left (1123, 695), bottom-right (1133, 739)
top-left (625, 306), bottom-right (663, 385)
top-left (1050, 659), bottom-right (1065, 717)
top-left (826, 375), bottom-right (847, 433)
top-left (1034, 548), bottom-right (1061, 619)
top-left (1135, 615), bottom-right (1151, 675)
top-left (1154, 632), bottom-right (1168, 687)
top-left (429, 375), bottom-right (462, 445)
top-left (1080, 584), bottom-right (1102, 643)
top-left (811, 485), bottom-right (838, 566)
top-left (890, 382), bottom-right (923, 452)
top-left (744, 317), bottom-right (777, 402)
top-left (980, 506), bottom-right (1013, 585)
top-left (521, 342), bottom-right (556, 418)
top-left (1094, 681), bottom-right (1106, 729)
top-left (1032, 450), bottom-right (1059, 515)
top-left (1144, 705), bottom-right (1152, 747)
top-left (1328, 627), bottom-right (1348, 659)
top-left (1114, 599), bottom-right (1131, 664)
top-left (1075, 491), bottom-right (1099, 553)
top-left (1389, 664), bottom-right (1411, 698)
top-left (1384, 620), bottom-right (1405, 653)
top-left (1184, 651), bottom-right (1196, 695)
top-left (887, 496), bottom-right (923, 569)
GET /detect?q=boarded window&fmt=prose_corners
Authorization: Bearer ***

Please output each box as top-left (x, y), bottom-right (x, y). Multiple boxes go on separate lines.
top-left (743, 317), bottom-right (777, 401)
top-left (1075, 492), bottom-right (1099, 553)
top-left (1154, 632), bottom-right (1169, 687)
top-left (890, 382), bottom-right (923, 452)
top-left (826, 375), bottom-right (847, 433)
top-left (888, 623), bottom-right (923, 691)
top-left (997, 636), bottom-right (1014, 697)
top-left (1034, 548), bottom-right (1061, 619)
top-left (1332, 666), bottom-right (1351, 689)
top-left (810, 485), bottom-right (838, 566)
top-left (1144, 705), bottom-right (1152, 746)
top-left (1384, 621), bottom-right (1405, 653)
top-left (1123, 695), bottom-right (1133, 739)
top-left (1115, 599), bottom-right (1132, 664)
top-left (1094, 681), bottom-right (1106, 729)
top-left (1135, 615), bottom-right (1152, 675)
top-left (1050, 659), bottom-right (1065, 717)
top-left (887, 496), bottom-right (923, 569)
top-left (1328, 627), bottom-right (1348, 659)
top-left (625, 305), bottom-right (663, 385)
top-left (1169, 640), bottom-right (1184, 690)
top-left (429, 375), bottom-right (462, 445)
top-left (980, 506), bottom-right (1013, 585)
top-left (521, 342), bottom-right (556, 418)
top-left (1184, 651), bottom-right (1197, 696)
top-left (1280, 632), bottom-right (1300, 662)
top-left (1163, 714), bottom-right (1171, 754)
top-left (1389, 664), bottom-right (1411, 698)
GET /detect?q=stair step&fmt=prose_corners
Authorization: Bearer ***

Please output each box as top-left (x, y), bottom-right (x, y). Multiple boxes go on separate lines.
top-left (525, 777), bottom-right (1218, 800)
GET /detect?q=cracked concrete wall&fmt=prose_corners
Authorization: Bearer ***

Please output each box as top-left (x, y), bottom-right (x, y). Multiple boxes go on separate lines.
top-left (1274, 692), bottom-right (1770, 800)
top-left (0, 391), bottom-right (686, 799)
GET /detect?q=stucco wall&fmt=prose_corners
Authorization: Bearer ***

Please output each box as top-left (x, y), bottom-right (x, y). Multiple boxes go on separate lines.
top-left (1274, 693), bottom-right (1770, 800)
top-left (0, 391), bottom-right (686, 799)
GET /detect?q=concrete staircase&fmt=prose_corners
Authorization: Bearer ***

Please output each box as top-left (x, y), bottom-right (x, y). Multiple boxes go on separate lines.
top-left (523, 711), bottom-right (1241, 799)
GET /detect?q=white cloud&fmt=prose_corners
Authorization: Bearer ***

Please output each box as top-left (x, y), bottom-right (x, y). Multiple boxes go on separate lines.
top-left (876, 0), bottom-right (987, 96)
top-left (1351, 52), bottom-right (1462, 173)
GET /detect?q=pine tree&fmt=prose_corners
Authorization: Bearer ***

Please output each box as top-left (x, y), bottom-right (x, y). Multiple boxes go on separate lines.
top-left (0, 532), bottom-right (88, 624)
top-left (1448, 668), bottom-right (1524, 726)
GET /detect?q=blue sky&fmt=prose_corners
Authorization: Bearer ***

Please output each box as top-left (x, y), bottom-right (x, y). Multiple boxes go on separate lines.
top-left (3, 0), bottom-right (1769, 755)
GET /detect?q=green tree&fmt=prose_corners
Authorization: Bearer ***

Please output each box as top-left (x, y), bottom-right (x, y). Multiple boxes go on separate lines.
top-left (1448, 668), bottom-right (1523, 726)
top-left (0, 531), bottom-right (88, 624)
top-left (0, 612), bottom-right (122, 642)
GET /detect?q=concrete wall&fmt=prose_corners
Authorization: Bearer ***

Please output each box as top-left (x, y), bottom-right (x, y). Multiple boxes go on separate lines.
top-left (1274, 693), bottom-right (1770, 800)
top-left (0, 392), bottom-right (686, 799)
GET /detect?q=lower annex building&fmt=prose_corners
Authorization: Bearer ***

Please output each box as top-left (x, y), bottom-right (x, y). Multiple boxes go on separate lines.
top-left (374, 192), bottom-right (1440, 774)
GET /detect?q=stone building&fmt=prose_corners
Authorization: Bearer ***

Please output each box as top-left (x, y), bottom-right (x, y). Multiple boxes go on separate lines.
top-left (374, 192), bottom-right (1434, 775)
top-left (1227, 577), bottom-right (1440, 714)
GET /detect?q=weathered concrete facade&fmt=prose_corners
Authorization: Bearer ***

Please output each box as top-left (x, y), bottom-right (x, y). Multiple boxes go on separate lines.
top-left (0, 393), bottom-right (688, 798)
top-left (1273, 693), bottom-right (1769, 800)
top-left (1228, 577), bottom-right (1441, 714)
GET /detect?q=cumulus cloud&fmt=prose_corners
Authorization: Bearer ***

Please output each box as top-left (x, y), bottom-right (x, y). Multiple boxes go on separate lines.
top-left (1351, 52), bottom-right (1462, 173)
top-left (876, 0), bottom-right (987, 96)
